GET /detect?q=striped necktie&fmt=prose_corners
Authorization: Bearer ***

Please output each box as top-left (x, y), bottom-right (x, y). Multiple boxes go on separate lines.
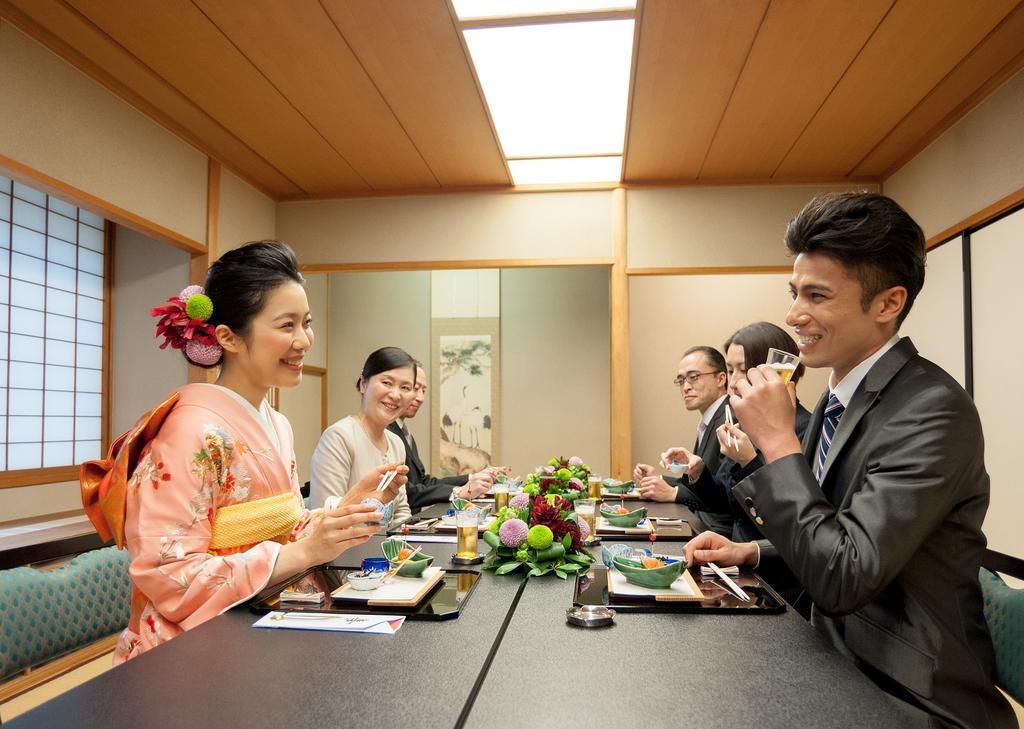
top-left (816, 394), bottom-right (845, 481)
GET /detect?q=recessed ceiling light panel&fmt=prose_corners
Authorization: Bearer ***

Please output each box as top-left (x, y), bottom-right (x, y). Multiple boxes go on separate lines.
top-left (508, 156), bottom-right (622, 184)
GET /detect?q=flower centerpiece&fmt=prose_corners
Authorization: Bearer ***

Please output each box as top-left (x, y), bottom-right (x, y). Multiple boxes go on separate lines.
top-left (522, 456), bottom-right (591, 501)
top-left (481, 456), bottom-right (596, 579)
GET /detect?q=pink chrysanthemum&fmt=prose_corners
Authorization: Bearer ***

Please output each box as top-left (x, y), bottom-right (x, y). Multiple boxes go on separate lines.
top-left (509, 492), bottom-right (530, 510)
top-left (568, 456), bottom-right (583, 467)
top-left (568, 477), bottom-right (584, 490)
top-left (499, 518), bottom-right (529, 549)
top-left (577, 516), bottom-right (591, 541)
top-left (185, 339), bottom-right (222, 366)
top-left (179, 284), bottom-right (204, 300)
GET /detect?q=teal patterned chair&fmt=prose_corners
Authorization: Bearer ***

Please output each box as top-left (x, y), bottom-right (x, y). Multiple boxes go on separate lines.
top-left (0, 547), bottom-right (130, 681)
top-left (980, 548), bottom-right (1024, 705)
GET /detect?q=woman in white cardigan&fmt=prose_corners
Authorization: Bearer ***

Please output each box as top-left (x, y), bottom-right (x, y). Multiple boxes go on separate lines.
top-left (309, 347), bottom-right (417, 525)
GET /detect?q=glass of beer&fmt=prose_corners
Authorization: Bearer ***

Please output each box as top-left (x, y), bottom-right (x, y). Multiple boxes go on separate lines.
top-left (574, 499), bottom-right (598, 544)
top-left (588, 476), bottom-right (603, 500)
top-left (493, 484), bottom-right (509, 511)
top-left (456, 509), bottom-right (480, 559)
top-left (766, 348), bottom-right (800, 383)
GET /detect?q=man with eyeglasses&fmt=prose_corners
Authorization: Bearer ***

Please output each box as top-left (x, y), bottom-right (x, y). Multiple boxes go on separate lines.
top-left (633, 345), bottom-right (734, 536)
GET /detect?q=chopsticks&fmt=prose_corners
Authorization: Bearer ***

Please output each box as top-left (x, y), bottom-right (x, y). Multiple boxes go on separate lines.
top-left (382, 546), bottom-right (423, 584)
top-left (707, 561), bottom-right (750, 602)
top-left (724, 404), bottom-right (739, 453)
top-left (376, 469), bottom-right (399, 492)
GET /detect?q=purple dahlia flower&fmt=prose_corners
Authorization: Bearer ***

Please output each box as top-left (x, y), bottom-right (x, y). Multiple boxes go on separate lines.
top-left (509, 492), bottom-right (531, 510)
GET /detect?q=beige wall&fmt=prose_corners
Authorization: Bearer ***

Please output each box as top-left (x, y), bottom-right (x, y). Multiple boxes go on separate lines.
top-left (110, 226), bottom-right (191, 435)
top-left (627, 184), bottom-right (877, 269)
top-left (302, 273), bottom-right (329, 369)
top-left (969, 208), bottom-right (1023, 558)
top-left (0, 21), bottom-right (208, 244)
top-left (278, 372), bottom-right (324, 488)
top-left (219, 168), bottom-right (276, 253)
top-left (629, 273), bottom-right (831, 469)
top-left (885, 68), bottom-right (1024, 240)
top-left (901, 237), bottom-right (965, 386)
top-left (325, 271), bottom-right (433, 468)
top-left (277, 191), bottom-right (615, 264)
top-left (499, 267), bottom-right (610, 476)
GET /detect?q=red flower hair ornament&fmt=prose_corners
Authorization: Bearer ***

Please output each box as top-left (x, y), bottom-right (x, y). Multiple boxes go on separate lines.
top-left (151, 285), bottom-right (223, 366)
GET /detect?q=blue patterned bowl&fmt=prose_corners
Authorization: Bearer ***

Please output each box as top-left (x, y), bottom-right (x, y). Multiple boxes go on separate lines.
top-left (360, 497), bottom-right (395, 526)
top-left (601, 543), bottom-right (636, 569)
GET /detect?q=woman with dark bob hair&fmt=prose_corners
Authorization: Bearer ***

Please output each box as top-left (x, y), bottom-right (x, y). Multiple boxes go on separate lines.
top-left (717, 321), bottom-right (811, 540)
top-left (82, 241), bottom-right (406, 663)
top-left (309, 347), bottom-right (417, 525)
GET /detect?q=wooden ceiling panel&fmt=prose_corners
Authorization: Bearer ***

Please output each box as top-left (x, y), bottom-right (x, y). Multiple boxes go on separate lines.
top-left (0, 0), bottom-right (301, 198)
top-left (855, 3), bottom-right (1024, 178)
top-left (195, 0), bottom-right (439, 192)
top-left (699, 0), bottom-right (893, 179)
top-left (624, 0), bottom-right (769, 182)
top-left (321, 0), bottom-right (509, 188)
top-left (775, 0), bottom-right (1020, 178)
top-left (64, 0), bottom-right (369, 195)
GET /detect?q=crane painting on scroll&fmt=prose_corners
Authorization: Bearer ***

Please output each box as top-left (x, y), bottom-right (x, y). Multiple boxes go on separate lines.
top-left (431, 320), bottom-right (500, 477)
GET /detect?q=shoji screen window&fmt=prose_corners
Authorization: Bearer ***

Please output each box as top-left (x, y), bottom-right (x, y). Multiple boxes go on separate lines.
top-left (0, 175), bottom-right (107, 476)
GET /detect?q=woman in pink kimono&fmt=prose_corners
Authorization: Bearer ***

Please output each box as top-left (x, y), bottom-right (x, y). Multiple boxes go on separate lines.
top-left (85, 241), bottom-right (405, 662)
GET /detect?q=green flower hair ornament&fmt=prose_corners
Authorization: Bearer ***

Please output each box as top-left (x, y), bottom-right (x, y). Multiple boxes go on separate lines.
top-left (184, 293), bottom-right (213, 321)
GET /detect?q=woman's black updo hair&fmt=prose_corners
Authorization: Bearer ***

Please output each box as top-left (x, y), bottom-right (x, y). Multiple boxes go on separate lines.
top-left (189, 240), bottom-right (304, 368)
top-left (356, 347), bottom-right (417, 391)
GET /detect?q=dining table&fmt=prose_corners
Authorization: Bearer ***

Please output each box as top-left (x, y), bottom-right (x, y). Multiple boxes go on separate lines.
top-left (4, 500), bottom-right (919, 729)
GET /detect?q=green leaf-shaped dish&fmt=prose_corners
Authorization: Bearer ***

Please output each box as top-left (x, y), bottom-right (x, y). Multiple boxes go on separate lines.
top-left (601, 479), bottom-right (634, 494)
top-left (600, 505), bottom-right (648, 527)
top-left (380, 538), bottom-right (434, 577)
top-left (612, 555), bottom-right (685, 588)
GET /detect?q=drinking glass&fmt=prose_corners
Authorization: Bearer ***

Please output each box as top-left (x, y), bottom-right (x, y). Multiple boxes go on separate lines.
top-left (492, 484), bottom-right (509, 511)
top-left (574, 499), bottom-right (598, 544)
top-left (456, 509), bottom-right (480, 558)
top-left (766, 348), bottom-right (800, 383)
top-left (587, 476), bottom-right (603, 500)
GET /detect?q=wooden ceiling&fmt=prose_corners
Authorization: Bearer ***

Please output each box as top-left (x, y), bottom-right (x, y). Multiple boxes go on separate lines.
top-left (2, 0), bottom-right (1023, 200)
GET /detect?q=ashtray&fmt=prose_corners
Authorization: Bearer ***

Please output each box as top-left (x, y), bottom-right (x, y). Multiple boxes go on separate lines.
top-left (451, 553), bottom-right (485, 565)
top-left (566, 605), bottom-right (615, 628)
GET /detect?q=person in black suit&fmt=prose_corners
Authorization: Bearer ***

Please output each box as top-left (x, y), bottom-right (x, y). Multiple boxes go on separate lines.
top-left (633, 346), bottom-right (733, 536)
top-left (388, 365), bottom-right (499, 513)
top-left (685, 193), bottom-right (1015, 729)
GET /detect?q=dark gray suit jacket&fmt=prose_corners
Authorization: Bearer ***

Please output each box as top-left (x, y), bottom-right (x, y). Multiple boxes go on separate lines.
top-left (671, 397), bottom-right (733, 536)
top-left (387, 422), bottom-right (467, 513)
top-left (733, 338), bottom-right (1014, 728)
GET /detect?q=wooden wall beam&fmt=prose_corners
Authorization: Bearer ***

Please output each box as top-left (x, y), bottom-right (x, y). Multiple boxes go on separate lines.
top-left (610, 187), bottom-right (631, 479)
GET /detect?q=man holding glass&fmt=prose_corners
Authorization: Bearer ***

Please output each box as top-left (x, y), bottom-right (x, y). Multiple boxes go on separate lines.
top-left (634, 346), bottom-right (733, 536)
top-left (685, 193), bottom-right (1014, 729)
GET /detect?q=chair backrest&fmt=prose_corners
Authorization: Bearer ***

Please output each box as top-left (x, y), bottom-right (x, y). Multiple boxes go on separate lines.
top-left (0, 547), bottom-right (130, 681)
top-left (979, 548), bottom-right (1024, 705)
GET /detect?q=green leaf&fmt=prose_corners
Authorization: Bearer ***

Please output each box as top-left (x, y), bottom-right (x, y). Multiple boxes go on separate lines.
top-left (557, 562), bottom-right (583, 573)
top-left (561, 533), bottom-right (572, 549)
top-left (533, 543), bottom-right (566, 563)
top-left (555, 570), bottom-right (568, 580)
top-left (565, 553), bottom-right (591, 565)
top-left (496, 561), bottom-right (523, 575)
top-left (496, 547), bottom-right (514, 557)
top-left (482, 530), bottom-right (500, 548)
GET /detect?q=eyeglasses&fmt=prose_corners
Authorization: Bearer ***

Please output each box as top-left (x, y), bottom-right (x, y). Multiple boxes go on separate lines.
top-left (673, 371), bottom-right (722, 387)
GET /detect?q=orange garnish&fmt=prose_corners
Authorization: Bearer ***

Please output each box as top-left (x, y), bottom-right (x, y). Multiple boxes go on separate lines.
top-left (396, 548), bottom-right (413, 561)
top-left (641, 557), bottom-right (665, 569)
top-left (615, 506), bottom-right (629, 515)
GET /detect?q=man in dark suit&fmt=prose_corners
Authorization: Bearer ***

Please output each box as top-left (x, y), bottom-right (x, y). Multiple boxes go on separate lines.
top-left (685, 193), bottom-right (1015, 729)
top-left (388, 365), bottom-right (494, 513)
top-left (634, 346), bottom-right (734, 536)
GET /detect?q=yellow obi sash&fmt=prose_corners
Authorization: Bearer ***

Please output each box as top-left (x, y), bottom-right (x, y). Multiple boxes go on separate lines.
top-left (208, 492), bottom-right (302, 551)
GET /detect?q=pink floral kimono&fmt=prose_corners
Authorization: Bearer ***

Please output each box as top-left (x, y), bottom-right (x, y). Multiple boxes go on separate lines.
top-left (114, 384), bottom-right (315, 663)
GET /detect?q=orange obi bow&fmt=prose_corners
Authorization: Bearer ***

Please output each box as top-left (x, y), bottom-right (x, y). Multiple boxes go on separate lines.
top-left (80, 392), bottom-right (180, 548)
